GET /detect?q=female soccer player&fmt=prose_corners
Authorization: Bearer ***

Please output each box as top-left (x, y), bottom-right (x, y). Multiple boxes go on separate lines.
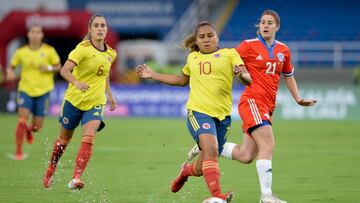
top-left (189, 10), bottom-right (317, 203)
top-left (43, 14), bottom-right (117, 190)
top-left (136, 21), bottom-right (251, 202)
top-left (6, 24), bottom-right (61, 160)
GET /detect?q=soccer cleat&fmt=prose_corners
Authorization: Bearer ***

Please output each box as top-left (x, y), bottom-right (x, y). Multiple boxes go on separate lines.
top-left (43, 166), bottom-right (56, 188)
top-left (260, 194), bottom-right (287, 203)
top-left (10, 152), bottom-right (28, 160)
top-left (68, 178), bottom-right (84, 190)
top-left (171, 162), bottom-right (189, 193)
top-left (215, 191), bottom-right (234, 203)
top-left (187, 144), bottom-right (200, 161)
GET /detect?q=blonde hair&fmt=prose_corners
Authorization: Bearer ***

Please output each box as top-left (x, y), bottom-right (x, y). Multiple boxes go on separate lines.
top-left (256, 10), bottom-right (281, 35)
top-left (181, 21), bottom-right (217, 53)
top-left (83, 14), bottom-right (106, 41)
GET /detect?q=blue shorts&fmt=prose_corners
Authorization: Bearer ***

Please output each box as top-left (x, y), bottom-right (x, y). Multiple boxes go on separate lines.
top-left (187, 110), bottom-right (231, 155)
top-left (59, 100), bottom-right (105, 132)
top-left (17, 91), bottom-right (50, 117)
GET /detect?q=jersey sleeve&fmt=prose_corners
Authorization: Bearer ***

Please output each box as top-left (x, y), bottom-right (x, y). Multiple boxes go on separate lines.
top-left (49, 47), bottom-right (61, 65)
top-left (230, 48), bottom-right (245, 67)
top-left (182, 55), bottom-right (191, 76)
top-left (235, 41), bottom-right (249, 61)
top-left (282, 49), bottom-right (294, 77)
top-left (68, 44), bottom-right (85, 65)
top-left (10, 49), bottom-right (21, 68)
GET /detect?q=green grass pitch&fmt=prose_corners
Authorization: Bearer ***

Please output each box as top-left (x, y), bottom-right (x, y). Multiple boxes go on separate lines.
top-left (0, 114), bottom-right (359, 202)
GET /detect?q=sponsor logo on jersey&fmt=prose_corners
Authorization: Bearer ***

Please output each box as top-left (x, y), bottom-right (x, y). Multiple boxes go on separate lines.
top-left (264, 113), bottom-right (270, 120)
top-left (202, 123), bottom-right (211, 129)
top-left (256, 54), bottom-right (263, 60)
top-left (40, 52), bottom-right (45, 57)
top-left (108, 56), bottom-right (113, 63)
top-left (277, 53), bottom-right (284, 62)
top-left (214, 53), bottom-right (221, 58)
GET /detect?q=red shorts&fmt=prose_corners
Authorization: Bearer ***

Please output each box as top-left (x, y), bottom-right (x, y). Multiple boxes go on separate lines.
top-left (238, 98), bottom-right (273, 136)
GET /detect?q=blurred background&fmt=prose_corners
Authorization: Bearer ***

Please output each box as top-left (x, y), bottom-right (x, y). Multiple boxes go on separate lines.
top-left (0, 0), bottom-right (359, 120)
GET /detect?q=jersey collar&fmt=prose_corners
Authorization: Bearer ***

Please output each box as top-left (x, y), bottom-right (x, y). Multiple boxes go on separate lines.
top-left (258, 35), bottom-right (276, 59)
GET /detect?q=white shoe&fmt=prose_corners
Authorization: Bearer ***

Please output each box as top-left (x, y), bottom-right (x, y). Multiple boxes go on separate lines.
top-left (260, 194), bottom-right (287, 203)
top-left (187, 144), bottom-right (200, 161)
top-left (68, 178), bottom-right (84, 190)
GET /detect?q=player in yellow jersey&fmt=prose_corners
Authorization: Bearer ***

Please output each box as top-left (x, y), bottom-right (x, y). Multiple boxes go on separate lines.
top-left (43, 14), bottom-right (117, 190)
top-left (6, 24), bottom-right (61, 160)
top-left (136, 21), bottom-right (251, 202)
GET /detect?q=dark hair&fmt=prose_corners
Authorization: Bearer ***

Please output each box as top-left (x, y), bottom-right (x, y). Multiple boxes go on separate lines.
top-left (83, 14), bottom-right (106, 41)
top-left (256, 10), bottom-right (281, 35)
top-left (182, 21), bottom-right (217, 52)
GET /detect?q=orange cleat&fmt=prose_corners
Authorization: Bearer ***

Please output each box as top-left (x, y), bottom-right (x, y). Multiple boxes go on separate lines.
top-left (171, 162), bottom-right (189, 193)
top-left (43, 166), bottom-right (55, 188)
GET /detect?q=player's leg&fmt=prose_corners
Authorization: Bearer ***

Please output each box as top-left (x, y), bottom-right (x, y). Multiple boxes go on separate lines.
top-left (43, 100), bottom-right (79, 188)
top-left (14, 107), bottom-right (30, 160)
top-left (69, 105), bottom-right (104, 190)
top-left (44, 127), bottom-right (74, 188)
top-left (221, 133), bottom-right (258, 163)
top-left (13, 92), bottom-right (33, 160)
top-left (251, 124), bottom-right (286, 203)
top-left (27, 92), bottom-right (49, 144)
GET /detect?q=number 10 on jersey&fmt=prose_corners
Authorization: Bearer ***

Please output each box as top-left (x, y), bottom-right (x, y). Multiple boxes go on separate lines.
top-left (198, 61), bottom-right (212, 75)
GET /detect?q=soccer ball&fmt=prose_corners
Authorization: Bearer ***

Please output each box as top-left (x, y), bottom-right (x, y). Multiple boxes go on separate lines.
top-left (201, 197), bottom-right (226, 203)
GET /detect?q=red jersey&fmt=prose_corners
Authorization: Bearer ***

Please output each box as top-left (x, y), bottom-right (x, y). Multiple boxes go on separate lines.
top-left (236, 36), bottom-right (293, 113)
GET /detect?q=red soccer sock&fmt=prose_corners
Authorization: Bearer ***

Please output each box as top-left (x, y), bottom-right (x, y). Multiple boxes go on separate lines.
top-left (15, 121), bottom-right (27, 155)
top-left (73, 136), bottom-right (94, 179)
top-left (46, 137), bottom-right (68, 176)
top-left (202, 159), bottom-right (222, 197)
top-left (183, 159), bottom-right (203, 177)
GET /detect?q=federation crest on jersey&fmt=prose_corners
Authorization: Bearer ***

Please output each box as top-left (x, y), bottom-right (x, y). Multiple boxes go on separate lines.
top-left (277, 53), bottom-right (284, 62)
top-left (40, 52), bottom-right (45, 58)
top-left (214, 53), bottom-right (221, 58)
top-left (63, 117), bottom-right (69, 124)
top-left (107, 56), bottom-right (113, 63)
top-left (202, 123), bottom-right (211, 129)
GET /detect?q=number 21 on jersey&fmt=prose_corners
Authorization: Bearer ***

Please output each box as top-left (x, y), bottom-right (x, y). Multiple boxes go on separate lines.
top-left (265, 61), bottom-right (276, 75)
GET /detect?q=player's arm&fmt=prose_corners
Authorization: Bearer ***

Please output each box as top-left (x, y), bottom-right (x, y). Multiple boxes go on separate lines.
top-left (39, 63), bottom-right (62, 72)
top-left (284, 75), bottom-right (317, 106)
top-left (136, 64), bottom-right (189, 86)
top-left (60, 60), bottom-right (89, 92)
top-left (6, 65), bottom-right (17, 82)
top-left (234, 65), bottom-right (251, 86)
top-left (105, 75), bottom-right (116, 111)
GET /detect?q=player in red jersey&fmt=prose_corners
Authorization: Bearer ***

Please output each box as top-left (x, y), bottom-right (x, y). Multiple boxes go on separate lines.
top-left (188, 10), bottom-right (317, 203)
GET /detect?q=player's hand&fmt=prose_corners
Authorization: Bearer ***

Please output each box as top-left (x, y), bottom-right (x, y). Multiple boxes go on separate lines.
top-left (74, 80), bottom-right (89, 92)
top-left (108, 97), bottom-right (116, 111)
top-left (297, 99), bottom-right (317, 106)
top-left (136, 64), bottom-right (155, 79)
top-left (6, 68), bottom-right (16, 82)
top-left (234, 65), bottom-right (251, 85)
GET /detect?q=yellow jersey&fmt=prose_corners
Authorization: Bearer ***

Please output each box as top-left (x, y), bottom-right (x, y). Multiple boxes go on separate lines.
top-left (182, 48), bottom-right (244, 120)
top-left (64, 40), bottom-right (117, 111)
top-left (11, 43), bottom-right (60, 97)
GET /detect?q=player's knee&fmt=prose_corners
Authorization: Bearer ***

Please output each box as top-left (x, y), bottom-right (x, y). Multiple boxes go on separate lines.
top-left (58, 134), bottom-right (72, 145)
top-left (202, 144), bottom-right (219, 158)
top-left (18, 117), bottom-right (28, 124)
top-left (81, 135), bottom-right (94, 145)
